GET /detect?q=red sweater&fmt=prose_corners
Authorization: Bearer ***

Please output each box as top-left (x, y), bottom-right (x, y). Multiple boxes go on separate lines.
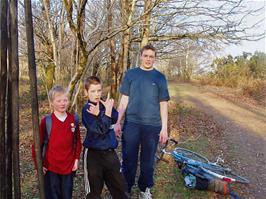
top-left (32, 112), bottom-right (82, 175)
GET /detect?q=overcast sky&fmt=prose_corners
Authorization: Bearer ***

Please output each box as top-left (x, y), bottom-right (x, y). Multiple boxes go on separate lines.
top-left (222, 0), bottom-right (265, 56)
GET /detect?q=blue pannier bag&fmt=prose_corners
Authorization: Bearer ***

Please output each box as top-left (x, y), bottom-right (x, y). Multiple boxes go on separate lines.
top-left (181, 165), bottom-right (241, 199)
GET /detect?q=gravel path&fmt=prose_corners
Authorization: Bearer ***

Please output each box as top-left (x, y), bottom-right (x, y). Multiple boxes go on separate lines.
top-left (170, 83), bottom-right (266, 199)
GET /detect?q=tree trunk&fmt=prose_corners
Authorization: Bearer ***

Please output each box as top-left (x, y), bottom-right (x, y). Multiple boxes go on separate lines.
top-left (6, 9), bottom-right (13, 198)
top-left (119, 0), bottom-right (136, 86)
top-left (45, 62), bottom-right (56, 90)
top-left (68, 55), bottom-right (87, 100)
top-left (41, 0), bottom-right (57, 90)
top-left (57, 5), bottom-right (65, 83)
top-left (107, 0), bottom-right (117, 98)
top-left (6, 66), bottom-right (13, 199)
top-left (184, 44), bottom-right (191, 81)
top-left (10, 0), bottom-right (21, 197)
top-left (0, 0), bottom-right (8, 198)
top-left (64, 0), bottom-right (88, 102)
top-left (140, 0), bottom-right (151, 47)
top-left (42, 0), bottom-right (58, 68)
top-left (24, 0), bottom-right (46, 198)
top-left (64, 0), bottom-right (131, 102)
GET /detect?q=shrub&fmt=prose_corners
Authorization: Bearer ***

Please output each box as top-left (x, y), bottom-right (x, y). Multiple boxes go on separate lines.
top-left (240, 79), bottom-right (266, 101)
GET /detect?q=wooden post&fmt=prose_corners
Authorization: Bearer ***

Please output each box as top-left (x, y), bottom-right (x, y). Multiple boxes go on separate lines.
top-left (10, 0), bottom-right (21, 198)
top-left (24, 0), bottom-right (46, 198)
top-left (0, 0), bottom-right (8, 198)
top-left (6, 5), bottom-right (13, 197)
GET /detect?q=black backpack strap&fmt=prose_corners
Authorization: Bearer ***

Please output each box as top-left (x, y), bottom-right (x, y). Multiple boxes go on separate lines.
top-left (42, 114), bottom-right (52, 158)
top-left (73, 113), bottom-right (79, 150)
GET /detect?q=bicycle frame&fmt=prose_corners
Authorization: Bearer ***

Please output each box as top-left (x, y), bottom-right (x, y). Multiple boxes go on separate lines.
top-left (171, 149), bottom-right (231, 172)
top-left (158, 141), bottom-right (249, 184)
top-left (157, 139), bottom-right (249, 199)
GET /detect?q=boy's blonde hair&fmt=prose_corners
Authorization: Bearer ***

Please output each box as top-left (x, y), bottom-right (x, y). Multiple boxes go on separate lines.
top-left (48, 85), bottom-right (68, 102)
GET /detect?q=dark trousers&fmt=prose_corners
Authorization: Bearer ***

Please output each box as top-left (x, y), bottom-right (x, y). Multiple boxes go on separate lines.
top-left (85, 149), bottom-right (129, 199)
top-left (44, 171), bottom-right (75, 199)
top-left (122, 121), bottom-right (160, 192)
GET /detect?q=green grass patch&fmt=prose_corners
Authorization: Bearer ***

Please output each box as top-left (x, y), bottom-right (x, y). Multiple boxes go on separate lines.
top-left (178, 136), bottom-right (212, 159)
top-left (153, 127), bottom-right (217, 198)
top-left (154, 160), bottom-right (212, 199)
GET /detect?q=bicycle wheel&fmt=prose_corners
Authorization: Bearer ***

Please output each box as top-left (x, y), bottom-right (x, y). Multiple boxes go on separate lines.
top-left (200, 166), bottom-right (250, 184)
top-left (173, 147), bottom-right (210, 164)
top-left (172, 147), bottom-right (230, 174)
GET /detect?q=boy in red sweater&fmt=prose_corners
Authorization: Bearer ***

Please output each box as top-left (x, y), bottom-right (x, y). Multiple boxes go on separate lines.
top-left (32, 85), bottom-right (82, 199)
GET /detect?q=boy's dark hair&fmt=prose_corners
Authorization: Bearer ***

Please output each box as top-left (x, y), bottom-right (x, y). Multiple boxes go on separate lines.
top-left (140, 44), bottom-right (156, 56)
top-left (84, 76), bottom-right (101, 91)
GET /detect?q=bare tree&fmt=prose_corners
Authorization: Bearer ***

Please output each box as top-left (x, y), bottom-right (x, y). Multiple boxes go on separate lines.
top-left (6, 36), bottom-right (13, 198)
top-left (120, 0), bottom-right (136, 72)
top-left (133, 0), bottom-right (264, 44)
top-left (24, 0), bottom-right (46, 198)
top-left (107, 0), bottom-right (117, 97)
top-left (17, 0), bottom-right (264, 105)
top-left (42, 0), bottom-right (58, 68)
top-left (63, 0), bottom-right (130, 102)
top-left (140, 0), bottom-right (152, 47)
top-left (9, 0), bottom-right (21, 197)
top-left (0, 0), bottom-right (8, 198)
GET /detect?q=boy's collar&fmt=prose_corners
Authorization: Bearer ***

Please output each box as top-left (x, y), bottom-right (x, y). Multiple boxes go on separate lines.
top-left (53, 111), bottom-right (68, 118)
top-left (87, 100), bottom-right (97, 105)
top-left (88, 100), bottom-right (102, 106)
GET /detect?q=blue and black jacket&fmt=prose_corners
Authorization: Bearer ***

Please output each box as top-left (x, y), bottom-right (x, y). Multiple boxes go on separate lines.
top-left (82, 101), bottom-right (118, 150)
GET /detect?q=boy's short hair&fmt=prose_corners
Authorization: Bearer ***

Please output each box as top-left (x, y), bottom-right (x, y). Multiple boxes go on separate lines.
top-left (140, 44), bottom-right (156, 56)
top-left (48, 85), bottom-right (68, 102)
top-left (84, 76), bottom-right (101, 91)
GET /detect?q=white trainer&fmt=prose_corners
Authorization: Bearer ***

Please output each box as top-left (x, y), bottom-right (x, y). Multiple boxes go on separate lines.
top-left (139, 188), bottom-right (152, 199)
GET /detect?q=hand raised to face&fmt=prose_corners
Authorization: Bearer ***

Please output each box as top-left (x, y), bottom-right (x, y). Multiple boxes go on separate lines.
top-left (87, 102), bottom-right (100, 116)
top-left (100, 92), bottom-right (114, 110)
top-left (100, 92), bottom-right (114, 117)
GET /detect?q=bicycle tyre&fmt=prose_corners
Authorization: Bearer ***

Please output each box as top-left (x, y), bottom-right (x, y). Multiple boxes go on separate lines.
top-left (199, 161), bottom-right (230, 173)
top-left (200, 166), bottom-right (250, 184)
top-left (172, 148), bottom-right (229, 173)
top-left (172, 147), bottom-right (210, 164)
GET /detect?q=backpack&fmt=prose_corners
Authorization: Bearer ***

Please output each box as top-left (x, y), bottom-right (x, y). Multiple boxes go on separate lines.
top-left (181, 165), bottom-right (235, 195)
top-left (41, 113), bottom-right (79, 158)
top-left (181, 164), bottom-right (212, 190)
top-left (181, 165), bottom-right (242, 198)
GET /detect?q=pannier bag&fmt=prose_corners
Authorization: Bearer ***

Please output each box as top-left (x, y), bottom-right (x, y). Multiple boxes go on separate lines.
top-left (181, 165), bottom-right (230, 195)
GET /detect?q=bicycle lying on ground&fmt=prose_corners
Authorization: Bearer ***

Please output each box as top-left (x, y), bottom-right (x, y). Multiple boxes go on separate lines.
top-left (156, 139), bottom-right (249, 199)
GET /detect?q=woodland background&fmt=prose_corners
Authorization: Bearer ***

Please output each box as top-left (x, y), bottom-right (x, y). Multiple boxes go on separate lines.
top-left (0, 0), bottom-right (265, 198)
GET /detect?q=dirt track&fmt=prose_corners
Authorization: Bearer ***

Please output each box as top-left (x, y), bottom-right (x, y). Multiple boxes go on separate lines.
top-left (170, 82), bottom-right (266, 199)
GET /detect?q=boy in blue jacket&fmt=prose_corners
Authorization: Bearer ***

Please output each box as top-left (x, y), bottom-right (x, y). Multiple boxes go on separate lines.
top-left (82, 76), bottom-right (129, 199)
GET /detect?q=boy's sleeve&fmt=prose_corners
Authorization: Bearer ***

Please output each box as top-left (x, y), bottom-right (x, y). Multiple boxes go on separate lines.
top-left (159, 75), bottom-right (170, 101)
top-left (82, 105), bottom-right (112, 135)
top-left (75, 123), bottom-right (82, 159)
top-left (31, 117), bottom-right (45, 168)
top-left (119, 71), bottom-right (130, 96)
top-left (111, 107), bottom-right (118, 124)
